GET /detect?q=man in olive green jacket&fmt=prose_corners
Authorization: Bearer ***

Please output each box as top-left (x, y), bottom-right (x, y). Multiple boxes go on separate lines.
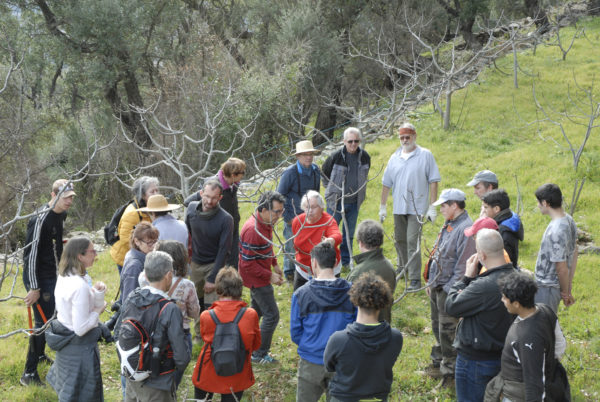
top-left (347, 220), bottom-right (396, 322)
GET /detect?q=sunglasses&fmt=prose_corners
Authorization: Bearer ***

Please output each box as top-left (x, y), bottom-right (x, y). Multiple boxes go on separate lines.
top-left (346, 140), bottom-right (360, 144)
top-left (400, 135), bottom-right (413, 141)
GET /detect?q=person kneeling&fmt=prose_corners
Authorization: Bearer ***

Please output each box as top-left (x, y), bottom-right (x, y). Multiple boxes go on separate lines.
top-left (192, 267), bottom-right (261, 401)
top-left (324, 272), bottom-right (403, 402)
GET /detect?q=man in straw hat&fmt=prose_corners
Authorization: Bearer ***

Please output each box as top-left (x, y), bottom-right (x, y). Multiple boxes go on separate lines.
top-left (138, 194), bottom-right (187, 248)
top-left (277, 140), bottom-right (321, 283)
top-left (380, 122), bottom-right (441, 291)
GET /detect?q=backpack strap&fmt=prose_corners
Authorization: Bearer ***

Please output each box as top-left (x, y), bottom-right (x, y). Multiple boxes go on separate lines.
top-left (168, 277), bottom-right (183, 297)
top-left (232, 307), bottom-right (247, 324)
top-left (209, 309), bottom-right (221, 325)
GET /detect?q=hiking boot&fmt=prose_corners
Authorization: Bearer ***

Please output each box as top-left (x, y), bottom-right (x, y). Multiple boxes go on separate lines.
top-left (20, 372), bottom-right (44, 387)
top-left (424, 363), bottom-right (443, 379)
top-left (251, 354), bottom-right (279, 364)
top-left (38, 354), bottom-right (54, 365)
top-left (407, 280), bottom-right (421, 291)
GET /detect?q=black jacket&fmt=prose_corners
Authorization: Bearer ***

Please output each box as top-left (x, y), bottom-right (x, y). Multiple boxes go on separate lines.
top-left (494, 209), bottom-right (524, 267)
top-left (446, 263), bottom-right (516, 360)
top-left (324, 321), bottom-right (403, 402)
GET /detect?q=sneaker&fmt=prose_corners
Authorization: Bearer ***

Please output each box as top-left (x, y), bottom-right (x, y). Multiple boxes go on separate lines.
top-left (424, 363), bottom-right (443, 379)
top-left (251, 354), bottom-right (278, 364)
top-left (20, 372), bottom-right (44, 387)
top-left (38, 354), bottom-right (53, 365)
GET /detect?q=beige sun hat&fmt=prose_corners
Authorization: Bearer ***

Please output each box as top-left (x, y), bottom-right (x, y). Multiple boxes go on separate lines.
top-left (137, 194), bottom-right (182, 213)
top-left (294, 140), bottom-right (320, 155)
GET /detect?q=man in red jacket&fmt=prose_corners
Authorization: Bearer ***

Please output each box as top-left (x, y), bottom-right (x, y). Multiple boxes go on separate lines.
top-left (238, 191), bottom-right (286, 364)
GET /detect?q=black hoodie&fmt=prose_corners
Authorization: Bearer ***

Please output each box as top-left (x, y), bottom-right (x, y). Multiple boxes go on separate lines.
top-left (324, 321), bottom-right (403, 401)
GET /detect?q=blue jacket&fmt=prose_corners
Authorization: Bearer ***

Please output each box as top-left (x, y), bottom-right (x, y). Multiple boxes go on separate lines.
top-left (277, 162), bottom-right (321, 223)
top-left (290, 278), bottom-right (356, 365)
top-left (120, 248), bottom-right (147, 303)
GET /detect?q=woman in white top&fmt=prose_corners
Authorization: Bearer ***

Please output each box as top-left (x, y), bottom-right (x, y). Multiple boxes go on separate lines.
top-left (46, 236), bottom-right (107, 401)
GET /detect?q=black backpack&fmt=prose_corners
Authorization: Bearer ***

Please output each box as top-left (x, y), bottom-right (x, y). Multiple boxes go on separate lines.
top-left (116, 296), bottom-right (175, 382)
top-left (207, 307), bottom-right (248, 377)
top-left (103, 200), bottom-right (141, 245)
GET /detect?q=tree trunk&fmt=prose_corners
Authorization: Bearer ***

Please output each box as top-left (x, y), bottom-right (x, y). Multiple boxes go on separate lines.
top-left (443, 91), bottom-right (452, 130)
top-left (524, 0), bottom-right (550, 34)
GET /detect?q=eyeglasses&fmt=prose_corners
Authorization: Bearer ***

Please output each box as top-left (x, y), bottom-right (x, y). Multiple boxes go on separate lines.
top-left (141, 239), bottom-right (158, 246)
top-left (271, 209), bottom-right (284, 214)
top-left (346, 140), bottom-right (360, 144)
top-left (236, 171), bottom-right (246, 175)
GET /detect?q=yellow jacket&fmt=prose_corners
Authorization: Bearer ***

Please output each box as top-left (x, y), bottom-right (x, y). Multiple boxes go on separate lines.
top-left (109, 202), bottom-right (151, 266)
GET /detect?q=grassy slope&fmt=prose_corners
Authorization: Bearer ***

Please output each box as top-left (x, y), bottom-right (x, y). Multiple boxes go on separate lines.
top-left (2, 18), bottom-right (600, 402)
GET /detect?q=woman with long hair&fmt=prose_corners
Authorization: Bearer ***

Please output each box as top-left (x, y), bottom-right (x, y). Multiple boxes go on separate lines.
top-left (46, 236), bottom-right (107, 401)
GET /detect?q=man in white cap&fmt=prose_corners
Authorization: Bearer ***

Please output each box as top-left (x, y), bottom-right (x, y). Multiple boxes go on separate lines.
top-left (21, 179), bottom-right (76, 386)
top-left (466, 170), bottom-right (498, 218)
top-left (423, 188), bottom-right (476, 389)
top-left (380, 122), bottom-right (441, 290)
top-left (138, 194), bottom-right (187, 248)
top-left (277, 140), bottom-right (321, 283)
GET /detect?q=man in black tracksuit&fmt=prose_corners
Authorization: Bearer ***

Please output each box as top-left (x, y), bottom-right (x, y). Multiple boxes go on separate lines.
top-left (21, 179), bottom-right (75, 386)
top-left (445, 229), bottom-right (516, 401)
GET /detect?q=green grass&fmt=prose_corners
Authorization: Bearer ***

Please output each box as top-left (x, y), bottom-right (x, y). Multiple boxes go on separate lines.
top-left (2, 17), bottom-right (600, 402)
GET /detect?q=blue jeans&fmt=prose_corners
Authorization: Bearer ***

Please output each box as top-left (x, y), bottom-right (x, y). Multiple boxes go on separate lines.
top-left (455, 353), bottom-right (501, 402)
top-left (328, 202), bottom-right (359, 266)
top-left (283, 221), bottom-right (295, 276)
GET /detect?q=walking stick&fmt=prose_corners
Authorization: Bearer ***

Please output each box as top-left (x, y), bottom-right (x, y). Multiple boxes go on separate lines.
top-left (27, 306), bottom-right (33, 333)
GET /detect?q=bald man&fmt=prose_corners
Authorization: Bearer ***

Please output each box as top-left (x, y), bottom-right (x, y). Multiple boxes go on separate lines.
top-left (445, 229), bottom-right (516, 401)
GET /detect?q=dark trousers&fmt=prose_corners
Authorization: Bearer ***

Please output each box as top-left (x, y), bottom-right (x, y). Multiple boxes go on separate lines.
top-left (328, 201), bottom-right (359, 266)
top-left (25, 278), bottom-right (56, 374)
top-left (194, 388), bottom-right (243, 402)
top-left (251, 285), bottom-right (280, 358)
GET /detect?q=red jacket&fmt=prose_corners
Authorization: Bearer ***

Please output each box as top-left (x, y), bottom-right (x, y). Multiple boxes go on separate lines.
top-left (238, 213), bottom-right (276, 288)
top-left (292, 212), bottom-right (342, 276)
top-left (192, 300), bottom-right (261, 393)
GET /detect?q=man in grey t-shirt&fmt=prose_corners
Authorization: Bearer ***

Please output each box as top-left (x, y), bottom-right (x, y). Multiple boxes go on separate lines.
top-left (533, 183), bottom-right (578, 313)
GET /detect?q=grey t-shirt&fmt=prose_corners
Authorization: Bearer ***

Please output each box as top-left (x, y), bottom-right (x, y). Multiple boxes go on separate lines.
top-left (534, 214), bottom-right (577, 287)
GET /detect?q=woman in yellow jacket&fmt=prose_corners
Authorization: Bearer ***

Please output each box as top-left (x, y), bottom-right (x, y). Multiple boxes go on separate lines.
top-left (109, 176), bottom-right (160, 273)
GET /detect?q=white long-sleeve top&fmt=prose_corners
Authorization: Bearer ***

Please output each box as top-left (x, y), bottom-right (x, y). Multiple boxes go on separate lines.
top-left (55, 273), bottom-right (99, 336)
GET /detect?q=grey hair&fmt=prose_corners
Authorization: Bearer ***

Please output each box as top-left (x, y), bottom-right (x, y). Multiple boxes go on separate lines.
top-left (343, 127), bottom-right (362, 140)
top-left (203, 178), bottom-right (223, 195)
top-left (132, 176), bottom-right (159, 204)
top-left (144, 250), bottom-right (173, 282)
top-left (301, 190), bottom-right (325, 211)
top-left (356, 219), bottom-right (384, 249)
top-left (399, 122), bottom-right (416, 133)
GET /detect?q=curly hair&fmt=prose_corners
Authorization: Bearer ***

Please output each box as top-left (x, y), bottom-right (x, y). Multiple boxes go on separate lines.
top-left (215, 267), bottom-right (243, 299)
top-left (356, 219), bottom-right (384, 249)
top-left (348, 272), bottom-right (392, 312)
top-left (498, 271), bottom-right (537, 308)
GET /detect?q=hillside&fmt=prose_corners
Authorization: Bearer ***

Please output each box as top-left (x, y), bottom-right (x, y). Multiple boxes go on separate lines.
top-left (1, 16), bottom-right (600, 402)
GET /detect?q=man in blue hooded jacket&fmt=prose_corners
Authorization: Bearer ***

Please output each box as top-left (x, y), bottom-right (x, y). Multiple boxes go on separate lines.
top-left (481, 189), bottom-right (524, 268)
top-left (290, 241), bottom-right (356, 401)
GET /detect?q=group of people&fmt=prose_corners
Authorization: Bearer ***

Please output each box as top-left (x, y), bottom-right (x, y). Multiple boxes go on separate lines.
top-left (18, 121), bottom-right (577, 401)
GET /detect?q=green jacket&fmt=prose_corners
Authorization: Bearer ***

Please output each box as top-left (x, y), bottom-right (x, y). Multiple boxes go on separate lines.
top-left (348, 248), bottom-right (397, 323)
